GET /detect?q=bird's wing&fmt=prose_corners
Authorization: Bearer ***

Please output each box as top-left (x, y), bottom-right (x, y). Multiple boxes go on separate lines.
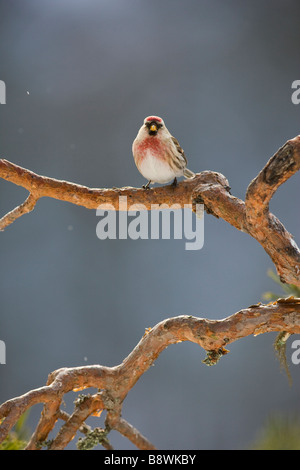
top-left (171, 136), bottom-right (188, 165)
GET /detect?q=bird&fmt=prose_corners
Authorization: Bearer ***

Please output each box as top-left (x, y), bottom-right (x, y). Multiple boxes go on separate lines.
top-left (132, 116), bottom-right (195, 189)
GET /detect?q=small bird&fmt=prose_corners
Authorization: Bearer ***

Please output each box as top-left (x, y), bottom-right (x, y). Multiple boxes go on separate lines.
top-left (132, 116), bottom-right (195, 189)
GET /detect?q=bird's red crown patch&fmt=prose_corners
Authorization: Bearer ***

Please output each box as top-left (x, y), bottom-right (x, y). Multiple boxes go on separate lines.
top-left (145, 116), bottom-right (162, 123)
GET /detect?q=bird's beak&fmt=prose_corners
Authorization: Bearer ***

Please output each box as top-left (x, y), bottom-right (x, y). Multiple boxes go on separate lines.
top-left (150, 123), bottom-right (158, 132)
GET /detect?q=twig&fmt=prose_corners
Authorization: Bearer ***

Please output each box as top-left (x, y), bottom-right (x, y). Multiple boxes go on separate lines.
top-left (0, 193), bottom-right (38, 231)
top-left (108, 416), bottom-right (156, 450)
top-left (47, 394), bottom-right (104, 450)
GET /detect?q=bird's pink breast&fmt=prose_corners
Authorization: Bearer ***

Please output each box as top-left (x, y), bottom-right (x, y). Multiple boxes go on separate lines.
top-left (134, 137), bottom-right (164, 163)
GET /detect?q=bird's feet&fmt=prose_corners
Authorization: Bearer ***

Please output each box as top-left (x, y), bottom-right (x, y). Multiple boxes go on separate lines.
top-left (142, 180), bottom-right (151, 190)
top-left (171, 177), bottom-right (177, 187)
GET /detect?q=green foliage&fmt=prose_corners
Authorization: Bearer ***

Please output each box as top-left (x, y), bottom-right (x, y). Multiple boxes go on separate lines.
top-left (0, 411), bottom-right (30, 450)
top-left (263, 270), bottom-right (300, 384)
top-left (263, 269), bottom-right (300, 301)
top-left (250, 273), bottom-right (300, 449)
top-left (252, 414), bottom-right (300, 450)
top-left (77, 427), bottom-right (110, 450)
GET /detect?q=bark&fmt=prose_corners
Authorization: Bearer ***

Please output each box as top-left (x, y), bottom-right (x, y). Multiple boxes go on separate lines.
top-left (0, 135), bottom-right (299, 449)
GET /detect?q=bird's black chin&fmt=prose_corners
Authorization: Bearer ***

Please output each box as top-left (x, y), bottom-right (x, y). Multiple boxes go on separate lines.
top-left (148, 130), bottom-right (158, 136)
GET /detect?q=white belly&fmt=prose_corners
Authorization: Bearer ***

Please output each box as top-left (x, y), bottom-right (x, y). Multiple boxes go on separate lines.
top-left (139, 150), bottom-right (183, 184)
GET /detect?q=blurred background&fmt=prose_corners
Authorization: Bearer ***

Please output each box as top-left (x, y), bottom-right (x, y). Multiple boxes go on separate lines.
top-left (0, 0), bottom-right (300, 450)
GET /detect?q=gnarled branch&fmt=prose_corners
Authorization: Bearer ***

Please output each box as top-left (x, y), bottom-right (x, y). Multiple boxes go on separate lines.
top-left (0, 299), bottom-right (300, 449)
top-left (245, 137), bottom-right (300, 284)
top-left (1, 135), bottom-right (300, 449)
top-left (0, 136), bottom-right (300, 285)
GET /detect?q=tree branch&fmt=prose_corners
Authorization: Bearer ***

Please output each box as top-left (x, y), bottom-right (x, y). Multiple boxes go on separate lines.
top-left (1, 135), bottom-right (300, 449)
top-left (245, 136), bottom-right (300, 284)
top-left (0, 193), bottom-right (38, 231)
top-left (0, 136), bottom-right (299, 285)
top-left (0, 299), bottom-right (300, 449)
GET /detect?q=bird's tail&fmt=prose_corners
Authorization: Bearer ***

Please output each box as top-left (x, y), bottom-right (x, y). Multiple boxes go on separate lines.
top-left (183, 168), bottom-right (195, 179)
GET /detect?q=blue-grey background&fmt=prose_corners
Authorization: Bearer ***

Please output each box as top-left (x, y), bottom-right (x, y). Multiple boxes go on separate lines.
top-left (0, 0), bottom-right (300, 450)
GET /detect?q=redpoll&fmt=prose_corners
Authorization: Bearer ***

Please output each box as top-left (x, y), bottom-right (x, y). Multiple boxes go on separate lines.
top-left (132, 116), bottom-right (195, 189)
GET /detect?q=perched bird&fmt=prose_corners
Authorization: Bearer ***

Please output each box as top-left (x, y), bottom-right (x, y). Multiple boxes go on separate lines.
top-left (132, 116), bottom-right (195, 189)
